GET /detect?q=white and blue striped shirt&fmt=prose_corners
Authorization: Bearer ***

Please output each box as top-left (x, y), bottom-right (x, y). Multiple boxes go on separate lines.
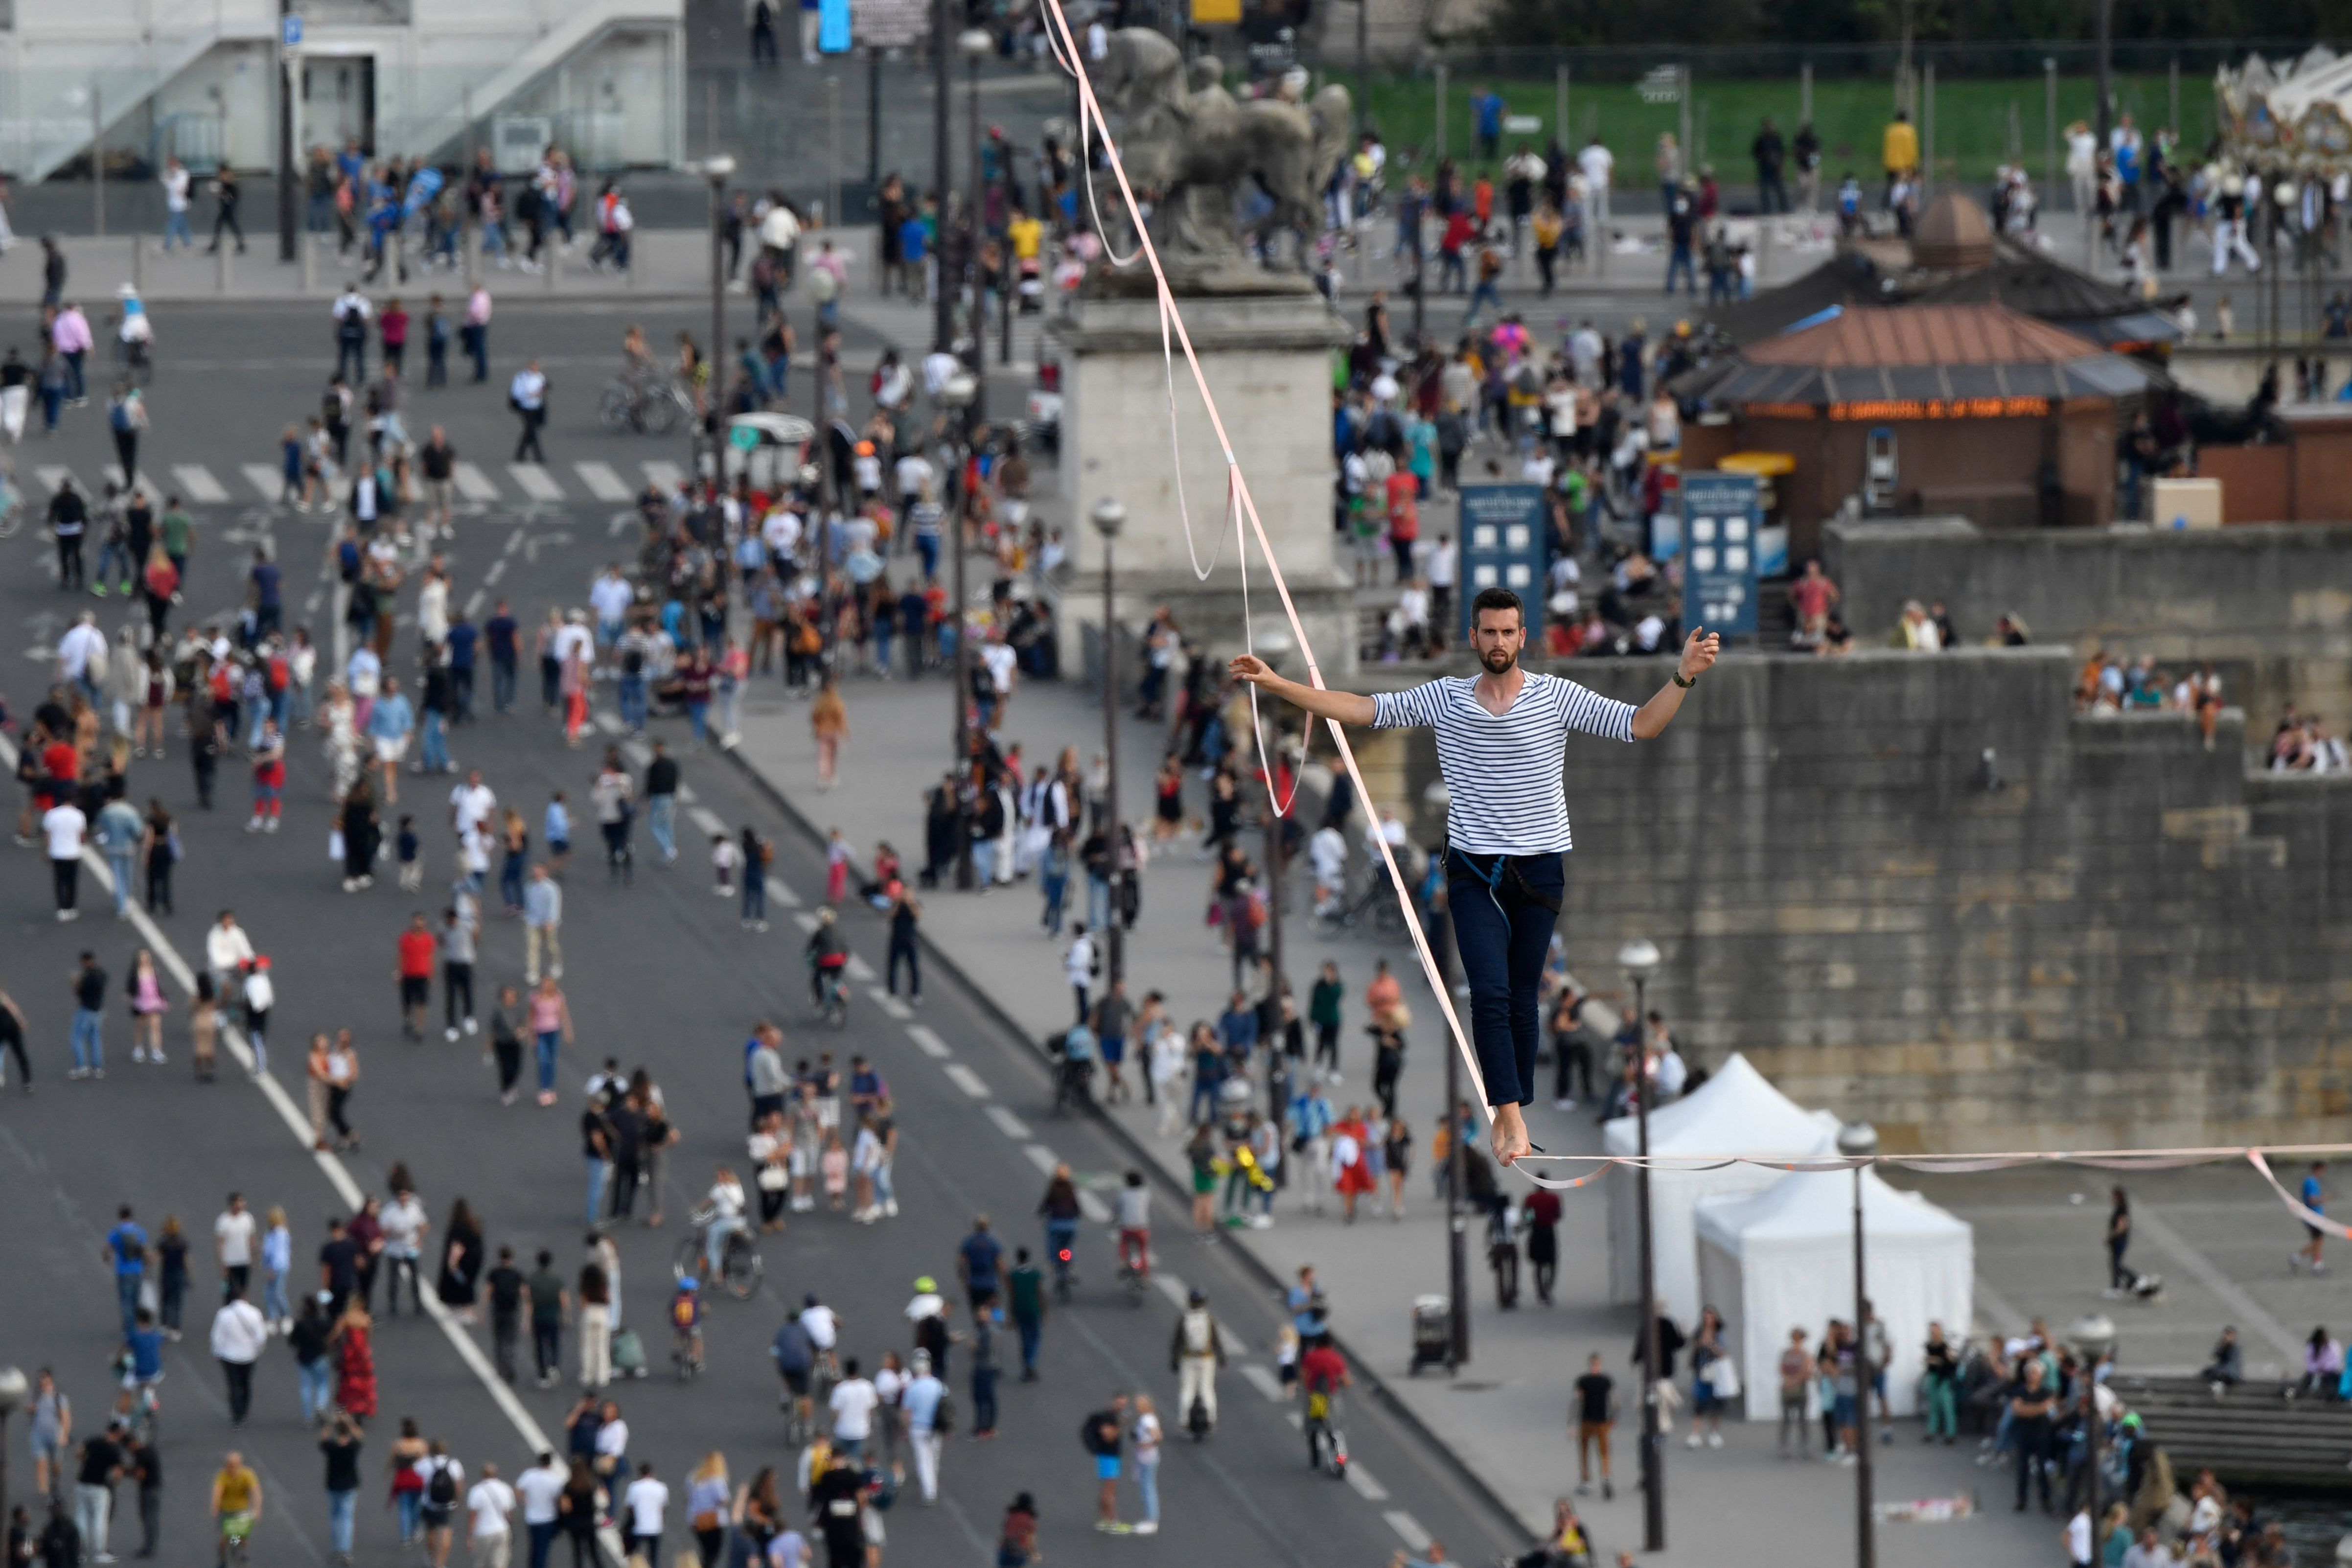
top-left (1370, 672), bottom-right (1637, 854)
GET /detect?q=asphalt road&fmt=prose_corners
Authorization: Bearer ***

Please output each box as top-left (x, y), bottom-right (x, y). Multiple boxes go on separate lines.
top-left (0, 299), bottom-right (1519, 1568)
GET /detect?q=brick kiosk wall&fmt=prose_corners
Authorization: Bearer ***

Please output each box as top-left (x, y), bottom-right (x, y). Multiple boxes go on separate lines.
top-left (1356, 646), bottom-right (2352, 1151)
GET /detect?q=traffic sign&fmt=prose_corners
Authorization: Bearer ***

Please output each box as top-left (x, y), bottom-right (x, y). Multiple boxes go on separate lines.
top-left (281, 14), bottom-right (302, 46)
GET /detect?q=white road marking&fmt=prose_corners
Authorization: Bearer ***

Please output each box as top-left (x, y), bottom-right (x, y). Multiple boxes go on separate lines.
top-left (985, 1106), bottom-right (1031, 1139)
top-left (1344, 1462), bottom-right (1389, 1502)
top-left (171, 463), bottom-right (231, 503)
top-left (943, 1063), bottom-right (992, 1100)
top-left (241, 463), bottom-right (282, 500)
top-left (1078, 1189), bottom-right (1110, 1223)
top-left (502, 530), bottom-right (525, 557)
top-left (845, 954), bottom-right (875, 982)
top-left (34, 465), bottom-right (75, 493)
top-left (907, 1025), bottom-right (951, 1059)
top-left (574, 461), bottom-right (632, 501)
top-left (303, 591), bottom-right (322, 614)
top-left (867, 987), bottom-right (912, 1021)
top-left (452, 462), bottom-right (500, 501)
top-left (508, 463), bottom-right (563, 501)
top-left (593, 712), bottom-right (623, 734)
top-left (464, 588), bottom-right (486, 619)
top-left (1022, 1144), bottom-right (1059, 1176)
top-left (642, 460), bottom-right (684, 490)
top-left (770, 880), bottom-right (803, 907)
top-left (1242, 1364), bottom-right (1286, 1402)
top-left (483, 559), bottom-right (506, 586)
top-left (1383, 1513), bottom-right (1430, 1552)
top-left (1153, 1274), bottom-right (1190, 1309)
top-left (1285, 1411), bottom-right (1303, 1430)
top-left (102, 465), bottom-right (160, 501)
top-left (793, 911), bottom-right (820, 932)
top-left (689, 806), bottom-right (728, 836)
top-left (0, 729), bottom-right (561, 1462)
top-left (608, 511), bottom-right (636, 537)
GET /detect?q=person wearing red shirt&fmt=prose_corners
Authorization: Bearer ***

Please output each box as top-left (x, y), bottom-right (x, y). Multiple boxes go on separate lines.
top-left (1384, 470), bottom-right (1419, 584)
top-left (396, 912), bottom-right (436, 1040)
top-left (1298, 1339), bottom-right (1350, 1470)
top-left (1438, 209), bottom-right (1476, 294)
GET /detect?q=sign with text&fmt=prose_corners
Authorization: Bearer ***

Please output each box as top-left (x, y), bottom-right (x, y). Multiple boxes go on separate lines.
top-left (1455, 484), bottom-right (1550, 642)
top-left (1681, 471), bottom-right (1761, 639)
top-left (850, 0), bottom-right (929, 48)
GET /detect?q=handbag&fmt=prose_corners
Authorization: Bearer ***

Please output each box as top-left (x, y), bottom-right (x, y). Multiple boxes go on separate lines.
top-left (1707, 1350), bottom-right (1741, 1401)
top-left (329, 828), bottom-right (346, 862)
top-left (756, 1165), bottom-right (787, 1193)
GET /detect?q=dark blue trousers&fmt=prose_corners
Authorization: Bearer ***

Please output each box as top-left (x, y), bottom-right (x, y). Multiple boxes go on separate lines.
top-left (1445, 850), bottom-right (1565, 1107)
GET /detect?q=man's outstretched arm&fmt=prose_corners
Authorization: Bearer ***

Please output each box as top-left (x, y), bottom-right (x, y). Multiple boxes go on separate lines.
top-left (1629, 629), bottom-right (1721, 739)
top-left (1227, 655), bottom-right (1377, 727)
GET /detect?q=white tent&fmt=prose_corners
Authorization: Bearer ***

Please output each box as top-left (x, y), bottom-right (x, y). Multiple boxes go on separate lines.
top-left (1603, 1053), bottom-right (1842, 1322)
top-left (1694, 1169), bottom-right (1974, 1420)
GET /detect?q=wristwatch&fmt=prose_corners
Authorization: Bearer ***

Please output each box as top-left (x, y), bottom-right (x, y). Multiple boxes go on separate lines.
top-left (1671, 671), bottom-right (1697, 689)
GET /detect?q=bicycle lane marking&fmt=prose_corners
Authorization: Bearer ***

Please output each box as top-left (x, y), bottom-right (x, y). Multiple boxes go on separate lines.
top-left (0, 729), bottom-right (574, 1479)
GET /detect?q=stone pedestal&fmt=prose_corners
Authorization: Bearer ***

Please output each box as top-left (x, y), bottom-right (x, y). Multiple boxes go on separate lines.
top-left (1048, 290), bottom-right (1357, 685)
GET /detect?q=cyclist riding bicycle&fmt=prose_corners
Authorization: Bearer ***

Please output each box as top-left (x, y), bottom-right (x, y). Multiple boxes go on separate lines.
top-left (798, 1292), bottom-right (840, 1363)
top-left (1114, 1170), bottom-right (1152, 1280)
top-left (670, 1277), bottom-right (705, 1374)
top-left (210, 1451), bottom-right (263, 1563)
top-left (1299, 1336), bottom-right (1351, 1468)
top-left (1037, 1162), bottom-right (1084, 1282)
top-left (805, 909), bottom-right (849, 1007)
top-left (701, 1165), bottom-right (748, 1281)
top-left (117, 1306), bottom-right (166, 1433)
top-left (771, 1311), bottom-right (816, 1420)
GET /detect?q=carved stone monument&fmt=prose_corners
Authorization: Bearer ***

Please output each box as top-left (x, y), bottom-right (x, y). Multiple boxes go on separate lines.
top-left (1051, 32), bottom-right (1358, 678)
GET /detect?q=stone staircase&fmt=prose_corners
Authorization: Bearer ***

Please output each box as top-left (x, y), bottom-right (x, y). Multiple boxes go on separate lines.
top-left (2113, 1373), bottom-right (2352, 1490)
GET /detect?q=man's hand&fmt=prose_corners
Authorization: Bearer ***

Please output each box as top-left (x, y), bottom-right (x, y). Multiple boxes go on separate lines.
top-left (1678, 628), bottom-right (1722, 683)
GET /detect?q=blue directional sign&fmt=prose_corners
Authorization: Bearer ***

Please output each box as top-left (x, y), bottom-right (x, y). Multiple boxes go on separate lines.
top-left (1680, 471), bottom-right (1761, 639)
top-left (281, 13), bottom-right (303, 46)
top-left (1454, 484), bottom-right (1549, 642)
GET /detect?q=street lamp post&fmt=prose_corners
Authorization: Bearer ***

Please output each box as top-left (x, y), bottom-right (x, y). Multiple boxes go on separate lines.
top-left (1839, 1120), bottom-right (1881, 1568)
top-left (1427, 778), bottom-right (1469, 1367)
top-left (702, 154), bottom-right (737, 439)
top-left (1091, 497), bottom-right (1127, 983)
top-left (1619, 936), bottom-right (1665, 1552)
top-left (960, 27), bottom-right (993, 385)
top-left (2071, 1314), bottom-right (2117, 1555)
top-left (931, 0), bottom-right (955, 356)
top-left (938, 370), bottom-right (979, 887)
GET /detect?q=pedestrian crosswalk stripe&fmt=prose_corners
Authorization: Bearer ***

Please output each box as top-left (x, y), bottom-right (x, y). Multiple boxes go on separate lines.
top-left (451, 462), bottom-right (500, 501)
top-left (34, 465), bottom-right (76, 494)
top-left (170, 464), bottom-right (231, 504)
top-left (508, 463), bottom-right (563, 502)
top-left (642, 460), bottom-right (683, 491)
top-left (574, 461), bottom-right (632, 502)
top-left (102, 465), bottom-right (161, 502)
top-left (241, 463), bottom-right (283, 501)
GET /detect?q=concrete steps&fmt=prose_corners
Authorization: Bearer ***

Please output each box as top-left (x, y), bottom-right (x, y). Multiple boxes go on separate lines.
top-left (2115, 1373), bottom-right (2352, 1490)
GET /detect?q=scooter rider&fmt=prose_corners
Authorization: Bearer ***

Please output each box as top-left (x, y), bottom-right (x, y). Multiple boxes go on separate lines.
top-left (1169, 1288), bottom-right (1225, 1436)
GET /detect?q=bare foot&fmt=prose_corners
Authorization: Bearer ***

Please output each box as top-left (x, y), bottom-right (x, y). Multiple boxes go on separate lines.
top-left (1492, 1103), bottom-right (1532, 1166)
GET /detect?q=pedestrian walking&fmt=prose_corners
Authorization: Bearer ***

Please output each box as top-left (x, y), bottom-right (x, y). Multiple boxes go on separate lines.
top-left (126, 950), bottom-right (167, 1063)
top-left (93, 793), bottom-right (141, 920)
top-left (123, 1430), bottom-right (161, 1559)
top-left (577, 1252), bottom-right (612, 1390)
top-left (524, 865), bottom-right (563, 987)
top-left (509, 361), bottom-right (548, 463)
top-left (490, 986), bottom-right (526, 1105)
top-left (1081, 1395), bottom-right (1129, 1533)
top-left (210, 1284), bottom-right (269, 1425)
top-left (44, 792), bottom-right (86, 922)
top-left (441, 902), bottom-right (478, 1040)
top-left (321, 1410), bottom-right (363, 1565)
top-left (526, 1250), bottom-right (569, 1389)
top-left (621, 1462), bottom-right (666, 1568)
top-left (69, 952), bottom-right (106, 1078)
top-left (468, 1461), bottom-right (516, 1568)
top-left (1008, 1247), bottom-right (1045, 1381)
top-left (293, 1292), bottom-right (335, 1426)
top-left (528, 976), bottom-right (572, 1107)
top-left (72, 1424), bottom-right (121, 1564)
top-left (644, 741), bottom-right (679, 866)
top-left (739, 826), bottom-right (768, 932)
top-left (329, 1297), bottom-right (376, 1421)
top-left (397, 911), bottom-right (436, 1040)
top-left (810, 677), bottom-right (847, 789)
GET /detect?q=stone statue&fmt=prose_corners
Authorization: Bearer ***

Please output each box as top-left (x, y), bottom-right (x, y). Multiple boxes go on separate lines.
top-left (1083, 29), bottom-right (1351, 293)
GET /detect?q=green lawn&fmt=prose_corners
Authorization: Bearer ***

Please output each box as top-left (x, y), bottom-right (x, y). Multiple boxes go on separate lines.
top-left (1340, 69), bottom-right (2215, 194)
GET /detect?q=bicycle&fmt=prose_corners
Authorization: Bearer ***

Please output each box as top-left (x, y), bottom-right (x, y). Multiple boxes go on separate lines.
top-left (674, 1206), bottom-right (761, 1300)
top-left (1314, 867), bottom-right (1408, 940)
top-left (0, 465), bottom-right (22, 539)
top-left (597, 371), bottom-right (692, 436)
top-left (809, 959), bottom-right (849, 1030)
top-left (1305, 1390), bottom-right (1349, 1479)
top-left (216, 1511), bottom-right (254, 1568)
top-left (1046, 1220), bottom-right (1079, 1304)
top-left (671, 1324), bottom-right (703, 1382)
top-left (1114, 1229), bottom-right (1149, 1307)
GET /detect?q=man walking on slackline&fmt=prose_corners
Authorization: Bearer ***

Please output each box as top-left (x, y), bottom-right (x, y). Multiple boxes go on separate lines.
top-left (1231, 585), bottom-right (1718, 1166)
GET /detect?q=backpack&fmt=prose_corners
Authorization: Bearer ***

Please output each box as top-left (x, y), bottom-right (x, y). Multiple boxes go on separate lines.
top-left (932, 1389), bottom-right (955, 1436)
top-left (426, 1460), bottom-right (458, 1508)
